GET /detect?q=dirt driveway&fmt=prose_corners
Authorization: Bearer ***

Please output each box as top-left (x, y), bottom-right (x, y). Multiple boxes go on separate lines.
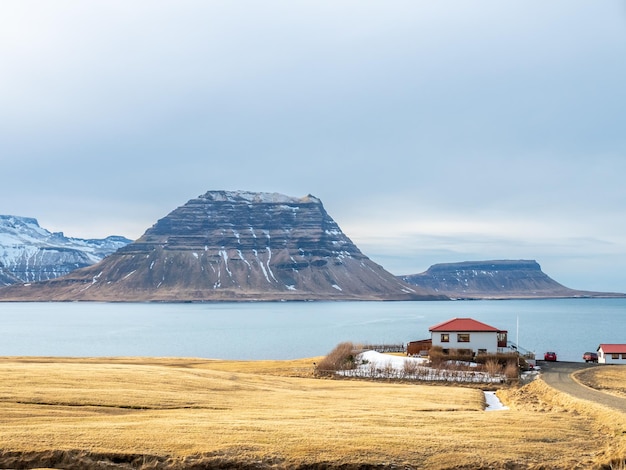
top-left (539, 360), bottom-right (626, 412)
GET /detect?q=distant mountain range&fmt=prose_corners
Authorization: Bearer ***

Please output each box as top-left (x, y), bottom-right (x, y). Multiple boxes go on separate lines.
top-left (0, 191), bottom-right (437, 301)
top-left (0, 215), bottom-right (131, 286)
top-left (399, 260), bottom-right (625, 299)
top-left (1, 195), bottom-right (622, 302)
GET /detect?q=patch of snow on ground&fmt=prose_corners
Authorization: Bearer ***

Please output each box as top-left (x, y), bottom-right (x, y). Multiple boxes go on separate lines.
top-left (238, 250), bottom-right (252, 268)
top-left (219, 250), bottom-right (232, 276)
top-left (253, 249), bottom-right (271, 283)
top-left (265, 247), bottom-right (278, 281)
top-left (360, 350), bottom-right (427, 367)
top-left (520, 367), bottom-right (541, 383)
top-left (484, 391), bottom-right (509, 411)
top-left (92, 272), bottom-right (103, 284)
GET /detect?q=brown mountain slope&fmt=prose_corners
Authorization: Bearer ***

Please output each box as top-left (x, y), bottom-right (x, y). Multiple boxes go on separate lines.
top-left (400, 260), bottom-right (625, 299)
top-left (0, 191), bottom-right (441, 302)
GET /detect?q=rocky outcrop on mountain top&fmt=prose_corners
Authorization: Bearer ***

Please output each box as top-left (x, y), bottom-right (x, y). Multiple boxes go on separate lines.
top-left (0, 191), bottom-right (441, 301)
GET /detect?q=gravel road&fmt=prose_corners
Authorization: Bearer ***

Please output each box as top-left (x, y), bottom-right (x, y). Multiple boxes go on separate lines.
top-left (539, 361), bottom-right (626, 412)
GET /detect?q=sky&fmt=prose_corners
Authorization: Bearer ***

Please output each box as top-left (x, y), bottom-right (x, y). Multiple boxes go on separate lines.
top-left (1, 1), bottom-right (626, 292)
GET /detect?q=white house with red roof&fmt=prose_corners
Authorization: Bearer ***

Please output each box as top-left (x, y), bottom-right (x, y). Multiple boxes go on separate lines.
top-left (429, 318), bottom-right (508, 354)
top-left (597, 344), bottom-right (626, 364)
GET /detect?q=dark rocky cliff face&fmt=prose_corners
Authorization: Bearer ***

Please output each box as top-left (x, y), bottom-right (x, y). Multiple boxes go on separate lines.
top-left (0, 191), bottom-right (439, 301)
top-left (400, 260), bottom-right (624, 299)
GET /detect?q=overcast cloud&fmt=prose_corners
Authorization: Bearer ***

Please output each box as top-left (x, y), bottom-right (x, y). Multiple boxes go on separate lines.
top-left (1, 1), bottom-right (625, 292)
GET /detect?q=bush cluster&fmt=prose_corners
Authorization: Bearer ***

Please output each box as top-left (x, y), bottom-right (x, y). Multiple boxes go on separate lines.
top-left (474, 351), bottom-right (521, 366)
top-left (340, 360), bottom-right (506, 383)
top-left (476, 352), bottom-right (525, 378)
top-left (429, 347), bottom-right (521, 379)
top-left (315, 342), bottom-right (358, 376)
top-left (428, 346), bottom-right (473, 366)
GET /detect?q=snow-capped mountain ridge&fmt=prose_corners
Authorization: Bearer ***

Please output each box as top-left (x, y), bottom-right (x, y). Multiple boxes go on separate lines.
top-left (0, 215), bottom-right (132, 285)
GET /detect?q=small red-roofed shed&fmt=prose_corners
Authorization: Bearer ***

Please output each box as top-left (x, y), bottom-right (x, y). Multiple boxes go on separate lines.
top-left (597, 344), bottom-right (626, 364)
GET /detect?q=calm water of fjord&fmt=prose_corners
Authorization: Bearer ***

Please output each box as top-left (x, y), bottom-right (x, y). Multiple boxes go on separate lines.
top-left (0, 299), bottom-right (624, 362)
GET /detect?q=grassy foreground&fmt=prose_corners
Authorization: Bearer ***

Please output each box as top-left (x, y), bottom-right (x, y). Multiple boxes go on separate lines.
top-left (576, 365), bottom-right (626, 399)
top-left (0, 357), bottom-right (623, 469)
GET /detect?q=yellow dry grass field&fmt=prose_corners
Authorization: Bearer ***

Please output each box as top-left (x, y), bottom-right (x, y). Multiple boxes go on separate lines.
top-left (0, 357), bottom-right (623, 469)
top-left (576, 365), bottom-right (626, 398)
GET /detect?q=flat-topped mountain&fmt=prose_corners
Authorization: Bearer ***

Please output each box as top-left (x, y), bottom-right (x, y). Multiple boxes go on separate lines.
top-left (0, 191), bottom-right (440, 302)
top-left (400, 260), bottom-right (625, 299)
top-left (0, 215), bottom-right (131, 286)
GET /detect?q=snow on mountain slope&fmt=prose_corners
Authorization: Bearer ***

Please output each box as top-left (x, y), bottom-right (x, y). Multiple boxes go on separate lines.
top-left (0, 215), bottom-right (132, 285)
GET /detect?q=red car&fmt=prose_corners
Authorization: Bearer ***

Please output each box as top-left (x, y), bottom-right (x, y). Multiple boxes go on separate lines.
top-left (544, 351), bottom-right (557, 361)
top-left (583, 352), bottom-right (598, 363)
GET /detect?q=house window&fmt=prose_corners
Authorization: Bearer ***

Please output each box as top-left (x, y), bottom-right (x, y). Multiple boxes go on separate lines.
top-left (478, 349), bottom-right (487, 354)
top-left (612, 353), bottom-right (620, 359)
top-left (441, 334), bottom-right (449, 343)
top-left (457, 333), bottom-right (470, 343)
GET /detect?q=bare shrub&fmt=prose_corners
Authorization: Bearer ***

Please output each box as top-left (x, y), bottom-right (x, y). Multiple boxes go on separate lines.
top-left (315, 342), bottom-right (357, 376)
top-left (456, 348), bottom-right (474, 359)
top-left (367, 361), bottom-right (378, 378)
top-left (475, 352), bottom-right (519, 366)
top-left (382, 360), bottom-right (396, 379)
top-left (476, 352), bottom-right (521, 379)
top-left (402, 359), bottom-right (419, 378)
top-left (428, 346), bottom-right (444, 367)
top-left (430, 347), bottom-right (475, 366)
top-left (504, 362), bottom-right (519, 379)
top-left (484, 359), bottom-right (503, 376)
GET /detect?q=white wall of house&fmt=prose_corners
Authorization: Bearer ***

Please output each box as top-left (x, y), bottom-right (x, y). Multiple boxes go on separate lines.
top-left (598, 348), bottom-right (626, 364)
top-left (431, 331), bottom-right (498, 353)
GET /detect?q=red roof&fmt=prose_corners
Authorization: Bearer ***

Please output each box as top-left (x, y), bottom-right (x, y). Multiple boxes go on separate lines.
top-left (598, 344), bottom-right (626, 354)
top-left (429, 317), bottom-right (503, 333)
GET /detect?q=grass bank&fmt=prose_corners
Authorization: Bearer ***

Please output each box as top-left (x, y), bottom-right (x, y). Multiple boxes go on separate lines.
top-left (0, 356), bottom-right (622, 469)
top-left (499, 372), bottom-right (626, 469)
top-left (576, 365), bottom-right (626, 399)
